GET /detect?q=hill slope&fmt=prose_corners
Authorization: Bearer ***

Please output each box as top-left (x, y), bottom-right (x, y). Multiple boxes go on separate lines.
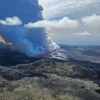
top-left (0, 59), bottom-right (100, 100)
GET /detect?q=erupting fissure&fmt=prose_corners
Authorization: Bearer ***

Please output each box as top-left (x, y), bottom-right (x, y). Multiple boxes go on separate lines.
top-left (0, 0), bottom-right (59, 57)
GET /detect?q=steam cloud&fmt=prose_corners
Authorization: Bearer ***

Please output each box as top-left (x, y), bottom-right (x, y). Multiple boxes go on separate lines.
top-left (0, 0), bottom-right (59, 57)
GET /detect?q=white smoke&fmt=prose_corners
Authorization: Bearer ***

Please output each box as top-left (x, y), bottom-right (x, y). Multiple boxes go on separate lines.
top-left (0, 0), bottom-right (59, 57)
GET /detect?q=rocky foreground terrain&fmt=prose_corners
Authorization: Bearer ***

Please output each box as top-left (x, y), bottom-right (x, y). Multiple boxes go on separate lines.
top-left (0, 43), bottom-right (100, 100)
top-left (0, 58), bottom-right (100, 100)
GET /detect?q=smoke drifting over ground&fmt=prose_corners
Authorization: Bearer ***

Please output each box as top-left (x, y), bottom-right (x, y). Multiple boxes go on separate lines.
top-left (0, 0), bottom-right (59, 57)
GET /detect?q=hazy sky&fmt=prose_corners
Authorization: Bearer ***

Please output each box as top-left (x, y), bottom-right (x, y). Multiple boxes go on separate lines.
top-left (39, 0), bottom-right (100, 45)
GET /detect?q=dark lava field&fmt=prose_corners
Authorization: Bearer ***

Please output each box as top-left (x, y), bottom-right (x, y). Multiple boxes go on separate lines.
top-left (0, 42), bottom-right (100, 100)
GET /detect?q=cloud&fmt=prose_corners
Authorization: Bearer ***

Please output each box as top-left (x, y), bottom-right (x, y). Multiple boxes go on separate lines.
top-left (0, 17), bottom-right (22, 26)
top-left (25, 14), bottom-right (100, 36)
top-left (24, 17), bottom-right (79, 29)
top-left (39, 0), bottom-right (100, 19)
top-left (74, 31), bottom-right (91, 36)
top-left (82, 14), bottom-right (100, 27)
top-left (38, 0), bottom-right (100, 45)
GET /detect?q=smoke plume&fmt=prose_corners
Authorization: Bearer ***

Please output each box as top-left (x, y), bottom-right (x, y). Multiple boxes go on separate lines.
top-left (0, 0), bottom-right (59, 57)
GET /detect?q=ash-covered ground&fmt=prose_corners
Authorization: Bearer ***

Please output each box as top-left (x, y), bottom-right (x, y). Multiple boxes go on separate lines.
top-left (0, 42), bottom-right (100, 100)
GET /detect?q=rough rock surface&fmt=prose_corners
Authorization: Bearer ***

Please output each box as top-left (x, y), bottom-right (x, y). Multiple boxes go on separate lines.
top-left (0, 59), bottom-right (100, 100)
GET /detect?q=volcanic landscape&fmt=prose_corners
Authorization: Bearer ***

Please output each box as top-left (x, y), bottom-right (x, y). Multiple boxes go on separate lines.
top-left (0, 42), bottom-right (100, 100)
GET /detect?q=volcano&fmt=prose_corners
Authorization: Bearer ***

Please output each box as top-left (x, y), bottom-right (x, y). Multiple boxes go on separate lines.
top-left (0, 0), bottom-right (59, 57)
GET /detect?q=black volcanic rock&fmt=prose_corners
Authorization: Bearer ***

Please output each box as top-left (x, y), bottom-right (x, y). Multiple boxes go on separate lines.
top-left (0, 59), bottom-right (97, 80)
top-left (0, 58), bottom-right (100, 100)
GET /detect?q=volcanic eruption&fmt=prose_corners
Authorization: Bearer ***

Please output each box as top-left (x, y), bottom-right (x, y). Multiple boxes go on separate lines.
top-left (0, 0), bottom-right (59, 57)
